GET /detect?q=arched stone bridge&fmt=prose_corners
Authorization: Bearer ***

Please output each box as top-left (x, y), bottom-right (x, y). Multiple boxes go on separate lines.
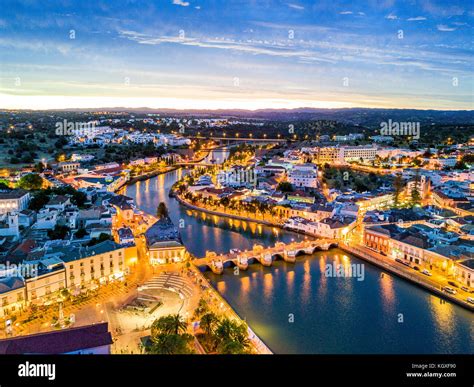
top-left (193, 239), bottom-right (338, 274)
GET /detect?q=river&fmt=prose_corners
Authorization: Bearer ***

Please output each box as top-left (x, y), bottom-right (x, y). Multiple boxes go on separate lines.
top-left (125, 149), bottom-right (474, 354)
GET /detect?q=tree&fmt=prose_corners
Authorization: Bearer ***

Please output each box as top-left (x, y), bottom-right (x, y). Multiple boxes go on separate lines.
top-left (277, 182), bottom-right (293, 192)
top-left (33, 162), bottom-right (45, 173)
top-left (75, 228), bottom-right (88, 239)
top-left (392, 173), bottom-right (404, 207)
top-left (200, 312), bottom-right (219, 336)
top-left (17, 173), bottom-right (43, 190)
top-left (71, 191), bottom-right (87, 207)
top-left (156, 202), bottom-right (169, 219)
top-left (148, 333), bottom-right (194, 354)
top-left (47, 225), bottom-right (70, 240)
top-left (219, 197), bottom-right (230, 208)
top-left (151, 314), bottom-right (187, 336)
top-left (148, 314), bottom-right (194, 355)
top-left (410, 169), bottom-right (422, 206)
top-left (193, 298), bottom-right (209, 319)
top-left (214, 317), bottom-right (251, 354)
top-left (29, 191), bottom-right (50, 211)
top-left (87, 233), bottom-right (113, 246)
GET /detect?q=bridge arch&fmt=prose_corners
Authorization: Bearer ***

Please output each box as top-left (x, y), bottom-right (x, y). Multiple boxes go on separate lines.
top-left (247, 257), bottom-right (258, 265)
top-left (272, 253), bottom-right (285, 262)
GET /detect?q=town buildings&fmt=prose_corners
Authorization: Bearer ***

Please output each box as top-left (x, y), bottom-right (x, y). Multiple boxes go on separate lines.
top-left (0, 190), bottom-right (30, 215)
top-left (145, 217), bottom-right (186, 265)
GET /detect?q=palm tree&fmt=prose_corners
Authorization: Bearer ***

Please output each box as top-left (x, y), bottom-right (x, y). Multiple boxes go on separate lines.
top-left (200, 312), bottom-right (219, 336)
top-left (149, 333), bottom-right (195, 354)
top-left (214, 317), bottom-right (251, 354)
top-left (392, 173), bottom-right (404, 207)
top-left (151, 314), bottom-right (187, 337)
top-left (218, 340), bottom-right (247, 355)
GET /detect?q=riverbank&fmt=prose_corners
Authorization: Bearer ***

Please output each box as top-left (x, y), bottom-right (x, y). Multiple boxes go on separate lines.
top-left (175, 194), bottom-right (282, 227)
top-left (339, 243), bottom-right (474, 312)
top-left (190, 265), bottom-right (273, 354)
top-left (126, 166), bottom-right (179, 186)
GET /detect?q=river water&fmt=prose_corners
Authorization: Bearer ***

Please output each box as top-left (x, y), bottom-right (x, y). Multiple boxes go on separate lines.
top-left (125, 149), bottom-right (473, 354)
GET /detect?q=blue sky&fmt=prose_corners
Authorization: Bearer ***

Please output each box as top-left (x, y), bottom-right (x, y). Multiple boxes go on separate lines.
top-left (0, 0), bottom-right (472, 110)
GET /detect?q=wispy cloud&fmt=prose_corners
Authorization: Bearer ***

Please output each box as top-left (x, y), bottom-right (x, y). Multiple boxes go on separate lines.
top-left (172, 0), bottom-right (190, 6)
top-left (385, 13), bottom-right (397, 20)
top-left (407, 16), bottom-right (427, 21)
top-left (437, 24), bottom-right (456, 32)
top-left (339, 11), bottom-right (353, 15)
top-left (117, 30), bottom-right (472, 76)
top-left (288, 3), bottom-right (304, 10)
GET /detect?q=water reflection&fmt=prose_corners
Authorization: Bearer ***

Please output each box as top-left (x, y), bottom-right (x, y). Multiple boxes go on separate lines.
top-left (126, 160), bottom-right (474, 354)
top-left (204, 250), bottom-right (474, 354)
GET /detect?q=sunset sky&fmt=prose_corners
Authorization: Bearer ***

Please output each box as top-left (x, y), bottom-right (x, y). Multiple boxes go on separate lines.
top-left (0, 0), bottom-right (472, 110)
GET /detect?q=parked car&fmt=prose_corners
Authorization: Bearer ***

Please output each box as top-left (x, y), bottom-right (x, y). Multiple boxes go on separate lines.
top-left (460, 286), bottom-right (472, 293)
top-left (421, 269), bottom-right (432, 276)
top-left (395, 258), bottom-right (411, 267)
top-left (467, 297), bottom-right (474, 304)
top-left (443, 286), bottom-right (457, 295)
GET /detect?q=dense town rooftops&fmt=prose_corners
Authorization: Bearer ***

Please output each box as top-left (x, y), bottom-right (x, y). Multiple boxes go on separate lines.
top-left (46, 240), bottom-right (122, 263)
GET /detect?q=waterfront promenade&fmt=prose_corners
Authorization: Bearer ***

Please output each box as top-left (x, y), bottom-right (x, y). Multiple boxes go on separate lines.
top-left (340, 243), bottom-right (474, 311)
top-left (190, 265), bottom-right (273, 354)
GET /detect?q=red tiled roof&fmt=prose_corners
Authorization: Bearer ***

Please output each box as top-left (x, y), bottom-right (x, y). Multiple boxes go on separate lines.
top-left (12, 239), bottom-right (36, 255)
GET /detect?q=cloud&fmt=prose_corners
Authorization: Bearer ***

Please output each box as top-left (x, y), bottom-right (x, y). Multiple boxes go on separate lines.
top-left (437, 24), bottom-right (456, 32)
top-left (407, 16), bottom-right (427, 21)
top-left (172, 0), bottom-right (190, 6)
top-left (385, 13), bottom-right (397, 20)
top-left (339, 11), bottom-right (353, 15)
top-left (288, 3), bottom-right (304, 10)
top-left (117, 30), bottom-right (472, 76)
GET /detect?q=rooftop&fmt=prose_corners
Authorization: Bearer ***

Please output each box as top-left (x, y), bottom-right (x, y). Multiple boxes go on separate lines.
top-left (0, 322), bottom-right (113, 354)
top-left (0, 189), bottom-right (29, 200)
top-left (0, 276), bottom-right (24, 295)
top-left (145, 217), bottom-right (181, 247)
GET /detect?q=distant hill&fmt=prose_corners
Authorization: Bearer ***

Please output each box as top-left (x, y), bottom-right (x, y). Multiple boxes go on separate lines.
top-left (3, 107), bottom-right (473, 128)
top-left (22, 107), bottom-right (473, 126)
